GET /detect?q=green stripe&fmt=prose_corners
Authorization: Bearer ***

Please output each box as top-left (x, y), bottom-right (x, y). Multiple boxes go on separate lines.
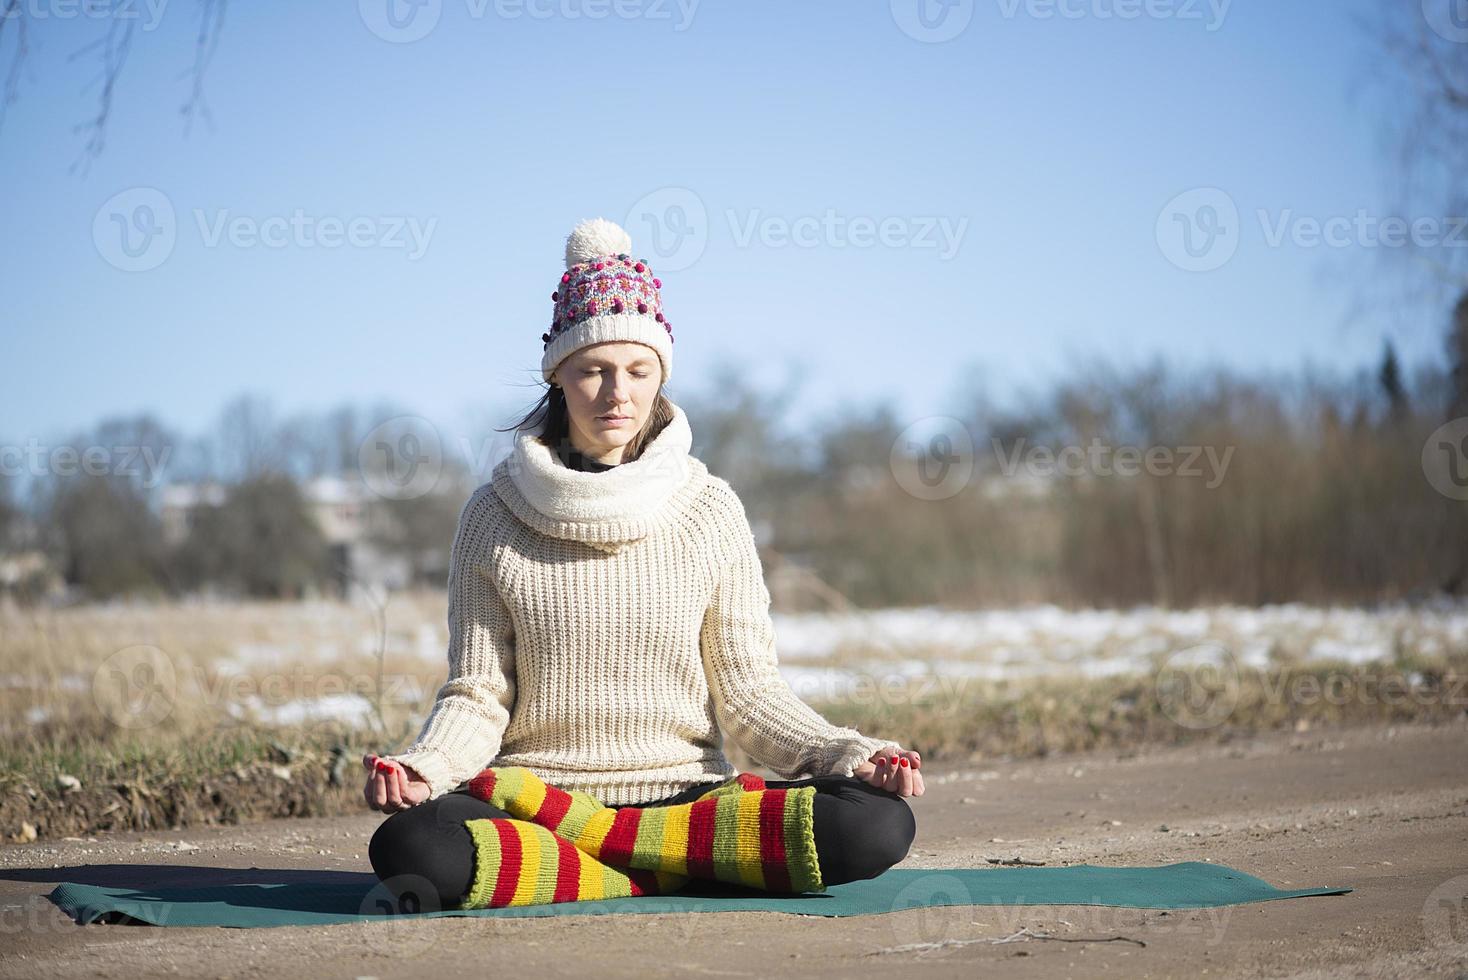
top-left (634, 804), bottom-right (667, 866)
top-left (491, 767), bottom-right (526, 812)
top-left (460, 818), bottom-right (501, 910)
top-left (527, 825), bottom-right (559, 906)
top-left (560, 790), bottom-right (605, 841)
top-left (782, 787), bottom-right (824, 893)
top-left (712, 795), bottom-right (741, 877)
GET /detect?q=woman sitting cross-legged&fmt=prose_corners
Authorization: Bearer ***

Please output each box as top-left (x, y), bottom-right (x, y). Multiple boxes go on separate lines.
top-left (365, 218), bottom-right (922, 910)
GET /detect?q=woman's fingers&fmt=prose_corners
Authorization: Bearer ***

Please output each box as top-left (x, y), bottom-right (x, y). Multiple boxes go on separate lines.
top-left (882, 752), bottom-right (902, 792)
top-left (392, 766), bottom-right (414, 810)
top-left (372, 769), bottom-right (390, 809)
top-left (378, 762), bottom-right (403, 809)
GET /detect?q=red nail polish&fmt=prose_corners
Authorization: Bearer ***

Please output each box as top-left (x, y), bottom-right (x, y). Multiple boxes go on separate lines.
top-left (900, 758), bottom-right (910, 767)
top-left (876, 757), bottom-right (886, 766)
top-left (375, 760), bottom-right (391, 772)
top-left (889, 756), bottom-right (899, 765)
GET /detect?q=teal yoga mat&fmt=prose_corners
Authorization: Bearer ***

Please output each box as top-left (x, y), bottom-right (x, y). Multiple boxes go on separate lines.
top-left (47, 862), bottom-right (1351, 927)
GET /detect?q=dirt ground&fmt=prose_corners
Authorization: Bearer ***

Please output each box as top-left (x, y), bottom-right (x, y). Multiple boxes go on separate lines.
top-left (1, 719), bottom-right (1465, 980)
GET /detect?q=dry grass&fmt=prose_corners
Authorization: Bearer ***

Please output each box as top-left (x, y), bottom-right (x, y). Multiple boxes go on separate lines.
top-left (3, 593), bottom-right (1465, 841)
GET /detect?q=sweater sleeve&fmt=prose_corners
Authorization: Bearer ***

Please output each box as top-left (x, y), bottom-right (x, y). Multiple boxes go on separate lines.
top-left (385, 488), bottom-right (517, 800)
top-left (698, 485), bottom-right (894, 779)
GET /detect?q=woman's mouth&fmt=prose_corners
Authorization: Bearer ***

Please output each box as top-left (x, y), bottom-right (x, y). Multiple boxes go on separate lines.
top-left (597, 414), bottom-right (631, 424)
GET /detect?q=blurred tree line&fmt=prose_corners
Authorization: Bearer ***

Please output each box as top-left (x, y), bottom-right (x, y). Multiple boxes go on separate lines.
top-left (687, 297), bottom-right (1468, 611)
top-left (1, 299), bottom-right (1465, 609)
top-left (0, 396), bottom-right (478, 602)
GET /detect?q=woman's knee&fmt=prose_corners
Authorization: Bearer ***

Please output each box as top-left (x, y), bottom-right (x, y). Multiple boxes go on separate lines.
top-left (866, 794), bottom-right (917, 870)
top-left (368, 792), bottom-right (504, 908)
top-left (812, 781), bottom-right (917, 884)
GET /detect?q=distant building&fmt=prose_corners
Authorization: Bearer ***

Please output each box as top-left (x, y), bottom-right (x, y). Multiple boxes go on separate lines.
top-left (0, 547), bottom-right (65, 600)
top-left (159, 481), bottom-right (227, 547)
top-left (160, 475), bottom-right (429, 597)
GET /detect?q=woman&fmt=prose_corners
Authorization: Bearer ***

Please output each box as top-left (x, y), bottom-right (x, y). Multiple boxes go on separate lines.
top-left (366, 217), bottom-right (922, 910)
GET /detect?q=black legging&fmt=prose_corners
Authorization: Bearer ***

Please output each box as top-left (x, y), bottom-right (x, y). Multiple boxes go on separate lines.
top-left (370, 773), bottom-right (917, 908)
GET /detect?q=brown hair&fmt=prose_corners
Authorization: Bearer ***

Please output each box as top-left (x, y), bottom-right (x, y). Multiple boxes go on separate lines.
top-left (497, 379), bottom-right (675, 465)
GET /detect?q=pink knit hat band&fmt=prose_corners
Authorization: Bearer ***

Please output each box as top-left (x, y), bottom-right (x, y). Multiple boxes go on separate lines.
top-left (540, 218), bottom-right (675, 384)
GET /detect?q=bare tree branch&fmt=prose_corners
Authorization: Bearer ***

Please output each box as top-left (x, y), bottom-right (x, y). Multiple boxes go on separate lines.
top-left (68, 15), bottom-right (135, 176)
top-left (179, 0), bottom-right (227, 137)
top-left (0, 0), bottom-right (31, 137)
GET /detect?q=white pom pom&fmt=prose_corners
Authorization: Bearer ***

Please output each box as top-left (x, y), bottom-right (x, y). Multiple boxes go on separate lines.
top-left (564, 217), bottom-right (633, 269)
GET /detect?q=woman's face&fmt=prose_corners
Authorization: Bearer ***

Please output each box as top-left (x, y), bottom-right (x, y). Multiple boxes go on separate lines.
top-left (552, 342), bottom-right (663, 463)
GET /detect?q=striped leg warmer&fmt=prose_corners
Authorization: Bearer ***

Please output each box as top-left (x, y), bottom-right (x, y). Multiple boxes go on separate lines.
top-left (460, 817), bottom-right (688, 909)
top-left (465, 766), bottom-right (824, 894)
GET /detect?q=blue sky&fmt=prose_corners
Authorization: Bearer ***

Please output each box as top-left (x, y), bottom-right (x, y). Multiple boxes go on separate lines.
top-left (0, 0), bottom-right (1449, 455)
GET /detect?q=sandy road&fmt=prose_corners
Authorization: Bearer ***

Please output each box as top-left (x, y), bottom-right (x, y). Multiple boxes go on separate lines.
top-left (1, 719), bottom-right (1465, 979)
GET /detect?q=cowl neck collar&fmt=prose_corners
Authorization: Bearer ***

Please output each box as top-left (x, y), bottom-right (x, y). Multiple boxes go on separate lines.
top-left (492, 400), bottom-right (708, 552)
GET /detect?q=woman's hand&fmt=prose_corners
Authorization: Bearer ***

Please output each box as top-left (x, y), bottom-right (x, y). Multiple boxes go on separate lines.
top-left (362, 753), bottom-right (432, 813)
top-left (851, 745), bottom-right (924, 798)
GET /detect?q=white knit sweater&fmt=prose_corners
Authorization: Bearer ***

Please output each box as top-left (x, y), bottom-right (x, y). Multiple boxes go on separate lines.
top-left (387, 400), bottom-right (892, 805)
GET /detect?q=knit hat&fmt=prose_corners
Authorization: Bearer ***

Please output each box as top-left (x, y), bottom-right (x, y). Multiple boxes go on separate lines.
top-left (541, 217), bottom-right (675, 386)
